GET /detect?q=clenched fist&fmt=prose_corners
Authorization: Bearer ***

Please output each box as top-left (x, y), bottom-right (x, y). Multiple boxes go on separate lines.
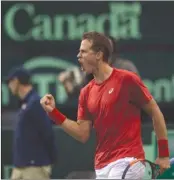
top-left (40, 94), bottom-right (55, 112)
top-left (155, 157), bottom-right (170, 174)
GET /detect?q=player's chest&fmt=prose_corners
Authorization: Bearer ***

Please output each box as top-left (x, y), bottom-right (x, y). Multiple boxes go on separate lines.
top-left (87, 80), bottom-right (125, 114)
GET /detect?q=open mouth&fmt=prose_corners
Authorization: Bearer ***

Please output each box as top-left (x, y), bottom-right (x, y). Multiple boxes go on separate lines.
top-left (79, 62), bottom-right (84, 71)
top-left (78, 59), bottom-right (85, 71)
top-left (80, 66), bottom-right (84, 71)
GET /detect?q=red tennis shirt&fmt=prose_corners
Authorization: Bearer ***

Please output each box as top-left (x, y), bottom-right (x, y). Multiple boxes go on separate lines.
top-left (78, 68), bottom-right (152, 169)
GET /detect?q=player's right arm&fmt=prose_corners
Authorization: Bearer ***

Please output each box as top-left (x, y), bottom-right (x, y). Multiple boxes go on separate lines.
top-left (40, 88), bottom-right (92, 143)
top-left (61, 119), bottom-right (92, 143)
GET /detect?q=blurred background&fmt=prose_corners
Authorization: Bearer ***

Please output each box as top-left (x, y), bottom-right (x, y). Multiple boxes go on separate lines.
top-left (1, 1), bottom-right (174, 179)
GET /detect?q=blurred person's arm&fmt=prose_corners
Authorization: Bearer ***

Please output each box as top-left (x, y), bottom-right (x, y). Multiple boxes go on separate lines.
top-left (58, 70), bottom-right (75, 94)
top-left (58, 67), bottom-right (85, 97)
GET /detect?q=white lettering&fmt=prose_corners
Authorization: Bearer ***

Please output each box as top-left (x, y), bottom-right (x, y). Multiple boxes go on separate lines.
top-left (4, 2), bottom-right (142, 41)
top-left (4, 3), bottom-right (34, 41)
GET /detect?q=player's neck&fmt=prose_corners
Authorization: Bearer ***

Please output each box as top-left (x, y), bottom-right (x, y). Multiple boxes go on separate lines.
top-left (93, 63), bottom-right (113, 84)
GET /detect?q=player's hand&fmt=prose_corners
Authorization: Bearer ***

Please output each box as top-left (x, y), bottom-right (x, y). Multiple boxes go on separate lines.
top-left (40, 94), bottom-right (55, 112)
top-left (155, 157), bottom-right (170, 174)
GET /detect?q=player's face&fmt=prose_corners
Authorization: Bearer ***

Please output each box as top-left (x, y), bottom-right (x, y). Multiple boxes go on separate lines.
top-left (77, 39), bottom-right (100, 74)
top-left (8, 78), bottom-right (20, 96)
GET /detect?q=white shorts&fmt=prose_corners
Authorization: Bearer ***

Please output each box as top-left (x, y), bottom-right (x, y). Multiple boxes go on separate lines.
top-left (95, 157), bottom-right (145, 179)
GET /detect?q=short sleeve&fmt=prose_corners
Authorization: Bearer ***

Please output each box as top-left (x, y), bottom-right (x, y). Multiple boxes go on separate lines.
top-left (77, 88), bottom-right (91, 120)
top-left (127, 73), bottom-right (153, 107)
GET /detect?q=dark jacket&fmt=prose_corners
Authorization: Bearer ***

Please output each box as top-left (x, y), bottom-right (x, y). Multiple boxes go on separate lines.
top-left (13, 89), bottom-right (57, 167)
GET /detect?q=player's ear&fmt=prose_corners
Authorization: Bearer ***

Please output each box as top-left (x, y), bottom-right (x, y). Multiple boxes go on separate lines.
top-left (96, 51), bottom-right (103, 60)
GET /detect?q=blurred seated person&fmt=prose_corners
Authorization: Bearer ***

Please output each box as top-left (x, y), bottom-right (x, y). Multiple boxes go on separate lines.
top-left (108, 36), bottom-right (139, 74)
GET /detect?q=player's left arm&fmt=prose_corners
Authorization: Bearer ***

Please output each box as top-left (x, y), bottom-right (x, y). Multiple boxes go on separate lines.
top-left (142, 99), bottom-right (171, 171)
top-left (128, 72), bottom-right (170, 159)
top-left (142, 99), bottom-right (168, 142)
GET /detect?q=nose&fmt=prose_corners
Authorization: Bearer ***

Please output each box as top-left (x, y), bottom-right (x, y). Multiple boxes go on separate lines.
top-left (77, 52), bottom-right (81, 59)
top-left (77, 53), bottom-right (82, 62)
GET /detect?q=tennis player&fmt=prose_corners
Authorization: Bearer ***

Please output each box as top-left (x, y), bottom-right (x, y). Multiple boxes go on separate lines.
top-left (40, 32), bottom-right (170, 179)
top-left (57, 35), bottom-right (139, 107)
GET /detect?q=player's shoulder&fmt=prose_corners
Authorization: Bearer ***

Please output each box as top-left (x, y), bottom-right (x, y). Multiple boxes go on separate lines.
top-left (80, 79), bottom-right (94, 95)
top-left (114, 68), bottom-right (140, 81)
